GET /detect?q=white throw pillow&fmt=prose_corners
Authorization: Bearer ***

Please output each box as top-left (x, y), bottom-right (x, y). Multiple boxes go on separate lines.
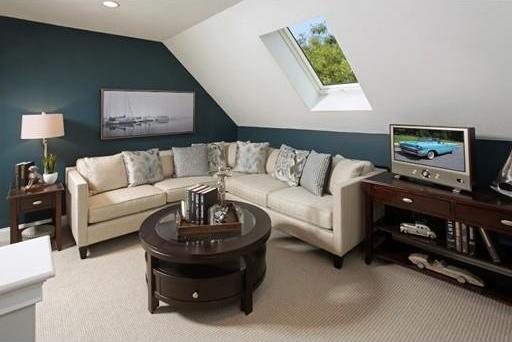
top-left (327, 155), bottom-right (373, 194)
top-left (265, 148), bottom-right (280, 174)
top-left (159, 150), bottom-right (174, 178)
top-left (76, 153), bottom-right (128, 195)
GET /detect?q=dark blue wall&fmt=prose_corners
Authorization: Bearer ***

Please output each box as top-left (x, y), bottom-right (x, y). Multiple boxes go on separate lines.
top-left (238, 126), bottom-right (512, 190)
top-left (0, 16), bottom-right (237, 227)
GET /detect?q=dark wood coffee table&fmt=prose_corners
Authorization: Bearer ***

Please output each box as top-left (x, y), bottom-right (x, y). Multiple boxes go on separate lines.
top-left (139, 201), bottom-right (271, 315)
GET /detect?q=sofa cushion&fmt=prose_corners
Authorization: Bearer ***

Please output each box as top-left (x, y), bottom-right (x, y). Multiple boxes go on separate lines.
top-left (122, 149), bottom-right (164, 187)
top-left (265, 148), bottom-right (279, 174)
top-left (153, 176), bottom-right (217, 203)
top-left (273, 144), bottom-right (310, 186)
top-left (172, 145), bottom-right (209, 177)
top-left (76, 153), bottom-right (128, 195)
top-left (300, 151), bottom-right (331, 196)
top-left (327, 155), bottom-right (374, 194)
top-left (226, 174), bottom-right (288, 207)
top-left (88, 185), bottom-right (166, 224)
top-left (268, 187), bottom-right (333, 230)
top-left (233, 141), bottom-right (269, 174)
top-left (159, 150), bottom-right (174, 178)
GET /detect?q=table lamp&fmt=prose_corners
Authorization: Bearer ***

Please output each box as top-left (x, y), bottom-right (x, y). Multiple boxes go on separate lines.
top-left (21, 112), bottom-right (65, 158)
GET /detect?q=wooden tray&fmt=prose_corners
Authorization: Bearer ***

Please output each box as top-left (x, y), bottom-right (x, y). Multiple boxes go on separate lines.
top-left (176, 222), bottom-right (241, 241)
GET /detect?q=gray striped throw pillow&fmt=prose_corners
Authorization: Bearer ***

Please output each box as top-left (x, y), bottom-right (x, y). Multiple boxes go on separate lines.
top-left (300, 151), bottom-right (331, 196)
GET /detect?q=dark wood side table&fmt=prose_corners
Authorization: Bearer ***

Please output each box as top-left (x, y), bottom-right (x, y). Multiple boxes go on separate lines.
top-left (7, 183), bottom-right (64, 250)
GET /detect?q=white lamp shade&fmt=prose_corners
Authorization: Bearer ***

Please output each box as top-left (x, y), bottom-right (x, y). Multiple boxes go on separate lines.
top-left (21, 113), bottom-right (65, 139)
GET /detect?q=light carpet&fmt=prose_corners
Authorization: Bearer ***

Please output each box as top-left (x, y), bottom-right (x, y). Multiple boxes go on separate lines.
top-left (25, 230), bottom-right (512, 341)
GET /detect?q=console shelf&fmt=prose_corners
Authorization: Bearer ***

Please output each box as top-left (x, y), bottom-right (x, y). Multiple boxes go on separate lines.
top-left (364, 172), bottom-right (512, 305)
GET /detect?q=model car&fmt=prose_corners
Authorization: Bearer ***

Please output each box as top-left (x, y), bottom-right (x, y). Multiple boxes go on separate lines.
top-left (399, 138), bottom-right (457, 160)
top-left (408, 253), bottom-right (485, 287)
top-left (400, 222), bottom-right (437, 239)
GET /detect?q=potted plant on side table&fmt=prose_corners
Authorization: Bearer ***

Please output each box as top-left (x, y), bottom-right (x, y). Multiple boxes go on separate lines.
top-left (42, 154), bottom-right (58, 184)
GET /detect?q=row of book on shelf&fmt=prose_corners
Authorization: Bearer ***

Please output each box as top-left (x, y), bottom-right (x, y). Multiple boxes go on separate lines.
top-left (446, 220), bottom-right (501, 263)
top-left (14, 161), bottom-right (35, 189)
top-left (183, 185), bottom-right (219, 225)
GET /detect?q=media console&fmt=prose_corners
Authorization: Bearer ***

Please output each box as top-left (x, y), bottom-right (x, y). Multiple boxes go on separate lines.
top-left (363, 172), bottom-right (512, 304)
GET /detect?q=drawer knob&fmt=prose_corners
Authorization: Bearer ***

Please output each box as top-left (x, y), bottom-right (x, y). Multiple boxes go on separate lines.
top-left (192, 291), bottom-right (199, 299)
top-left (501, 219), bottom-right (512, 227)
top-left (32, 200), bottom-right (43, 206)
top-left (402, 197), bottom-right (413, 204)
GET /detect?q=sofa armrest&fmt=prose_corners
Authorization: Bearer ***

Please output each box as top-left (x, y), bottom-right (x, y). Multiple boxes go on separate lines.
top-left (66, 168), bottom-right (89, 247)
top-left (331, 168), bottom-right (386, 254)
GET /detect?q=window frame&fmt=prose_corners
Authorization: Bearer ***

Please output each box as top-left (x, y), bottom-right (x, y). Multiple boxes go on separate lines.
top-left (280, 27), bottom-right (359, 95)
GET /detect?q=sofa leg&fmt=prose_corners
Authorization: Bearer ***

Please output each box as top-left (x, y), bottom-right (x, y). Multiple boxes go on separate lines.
top-left (333, 255), bottom-right (344, 269)
top-left (79, 247), bottom-right (88, 260)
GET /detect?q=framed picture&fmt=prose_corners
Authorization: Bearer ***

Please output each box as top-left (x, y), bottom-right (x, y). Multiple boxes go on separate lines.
top-left (100, 89), bottom-right (195, 140)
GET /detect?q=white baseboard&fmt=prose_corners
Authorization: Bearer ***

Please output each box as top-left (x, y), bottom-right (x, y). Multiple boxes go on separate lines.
top-left (0, 216), bottom-right (68, 241)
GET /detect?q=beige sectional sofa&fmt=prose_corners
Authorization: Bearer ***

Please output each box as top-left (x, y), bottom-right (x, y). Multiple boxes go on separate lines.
top-left (66, 143), bottom-right (384, 266)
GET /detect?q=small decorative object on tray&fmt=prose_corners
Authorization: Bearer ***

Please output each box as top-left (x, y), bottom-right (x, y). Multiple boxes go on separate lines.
top-left (400, 221), bottom-right (437, 239)
top-left (408, 253), bottom-right (485, 287)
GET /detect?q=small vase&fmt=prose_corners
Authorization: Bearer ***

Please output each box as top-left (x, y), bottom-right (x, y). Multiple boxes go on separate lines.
top-left (43, 172), bottom-right (58, 184)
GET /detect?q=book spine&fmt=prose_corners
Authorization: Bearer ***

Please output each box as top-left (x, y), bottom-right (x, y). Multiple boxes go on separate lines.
top-left (200, 191), bottom-right (205, 224)
top-left (15, 164), bottom-right (20, 189)
top-left (455, 222), bottom-right (462, 253)
top-left (468, 226), bottom-right (476, 256)
top-left (187, 189), bottom-right (194, 223)
top-left (446, 220), bottom-right (456, 250)
top-left (461, 223), bottom-right (468, 255)
top-left (195, 191), bottom-right (200, 224)
top-left (479, 227), bottom-right (501, 263)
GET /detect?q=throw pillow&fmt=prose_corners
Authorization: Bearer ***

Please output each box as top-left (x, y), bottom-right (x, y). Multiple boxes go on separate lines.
top-left (159, 149), bottom-right (174, 178)
top-left (76, 153), bottom-right (128, 195)
top-left (227, 141), bottom-right (250, 168)
top-left (273, 144), bottom-right (310, 186)
top-left (172, 144), bottom-right (209, 177)
top-left (265, 148), bottom-right (280, 174)
top-left (193, 142), bottom-right (227, 173)
top-left (233, 141), bottom-right (269, 174)
top-left (300, 151), bottom-right (332, 196)
top-left (122, 149), bottom-right (164, 187)
top-left (327, 155), bottom-right (374, 194)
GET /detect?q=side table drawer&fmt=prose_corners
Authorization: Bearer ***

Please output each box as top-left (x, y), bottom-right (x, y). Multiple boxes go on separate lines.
top-left (19, 194), bottom-right (54, 212)
top-left (455, 204), bottom-right (512, 234)
top-left (372, 185), bottom-right (450, 218)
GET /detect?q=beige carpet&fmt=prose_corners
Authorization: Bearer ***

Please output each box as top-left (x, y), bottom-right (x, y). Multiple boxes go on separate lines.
top-left (18, 228), bottom-right (512, 342)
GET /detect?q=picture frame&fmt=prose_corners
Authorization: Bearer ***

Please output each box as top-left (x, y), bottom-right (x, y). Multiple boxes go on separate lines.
top-left (100, 89), bottom-right (195, 140)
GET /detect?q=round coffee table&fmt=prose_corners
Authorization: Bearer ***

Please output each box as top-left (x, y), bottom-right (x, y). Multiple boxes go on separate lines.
top-left (139, 201), bottom-right (271, 315)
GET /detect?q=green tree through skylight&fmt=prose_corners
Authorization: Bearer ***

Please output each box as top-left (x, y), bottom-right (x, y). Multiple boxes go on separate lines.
top-left (288, 17), bottom-right (357, 86)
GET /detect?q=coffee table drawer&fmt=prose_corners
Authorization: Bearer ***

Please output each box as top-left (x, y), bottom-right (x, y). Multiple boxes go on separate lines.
top-left (372, 185), bottom-right (450, 218)
top-left (455, 204), bottom-right (512, 234)
top-left (154, 265), bottom-right (241, 303)
top-left (19, 193), bottom-right (54, 212)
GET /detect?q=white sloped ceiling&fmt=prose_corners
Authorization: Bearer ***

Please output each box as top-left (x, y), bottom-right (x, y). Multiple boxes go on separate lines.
top-left (165, 0), bottom-right (512, 140)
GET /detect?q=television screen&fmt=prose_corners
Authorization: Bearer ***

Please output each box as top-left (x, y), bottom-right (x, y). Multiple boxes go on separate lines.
top-left (392, 126), bottom-right (466, 172)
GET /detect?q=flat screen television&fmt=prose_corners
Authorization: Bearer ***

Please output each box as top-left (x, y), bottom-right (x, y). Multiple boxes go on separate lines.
top-left (390, 125), bottom-right (475, 191)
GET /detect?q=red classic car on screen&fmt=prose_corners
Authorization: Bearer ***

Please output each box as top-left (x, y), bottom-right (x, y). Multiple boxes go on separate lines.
top-left (399, 138), bottom-right (457, 160)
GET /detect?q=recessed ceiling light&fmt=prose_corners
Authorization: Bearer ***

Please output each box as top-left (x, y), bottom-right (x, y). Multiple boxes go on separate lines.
top-left (102, 1), bottom-right (119, 8)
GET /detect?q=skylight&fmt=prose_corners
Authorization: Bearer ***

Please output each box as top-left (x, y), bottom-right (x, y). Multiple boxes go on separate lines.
top-left (287, 16), bottom-right (357, 87)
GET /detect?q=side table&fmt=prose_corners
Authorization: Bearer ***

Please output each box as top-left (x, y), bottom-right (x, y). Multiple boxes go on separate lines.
top-left (7, 183), bottom-right (64, 250)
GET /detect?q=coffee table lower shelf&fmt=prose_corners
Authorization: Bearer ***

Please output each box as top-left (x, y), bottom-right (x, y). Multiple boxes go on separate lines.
top-left (145, 246), bottom-right (266, 314)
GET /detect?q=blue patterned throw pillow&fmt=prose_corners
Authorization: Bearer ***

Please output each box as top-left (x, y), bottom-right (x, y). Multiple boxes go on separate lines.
top-left (300, 150), bottom-right (331, 196)
top-left (121, 149), bottom-right (164, 187)
top-left (233, 141), bottom-right (269, 174)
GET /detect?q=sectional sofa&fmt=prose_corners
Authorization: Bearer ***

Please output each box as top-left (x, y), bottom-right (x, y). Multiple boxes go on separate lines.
top-left (66, 142), bottom-right (384, 267)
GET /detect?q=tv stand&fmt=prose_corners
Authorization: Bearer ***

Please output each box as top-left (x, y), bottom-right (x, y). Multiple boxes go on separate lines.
top-left (363, 172), bottom-right (512, 304)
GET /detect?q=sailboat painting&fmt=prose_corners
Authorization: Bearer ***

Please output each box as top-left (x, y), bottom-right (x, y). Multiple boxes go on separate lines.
top-left (101, 89), bottom-right (195, 139)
